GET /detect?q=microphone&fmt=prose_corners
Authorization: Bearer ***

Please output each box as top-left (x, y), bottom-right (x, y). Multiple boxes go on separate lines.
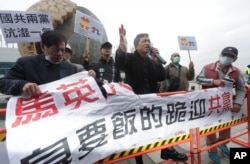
top-left (149, 47), bottom-right (167, 64)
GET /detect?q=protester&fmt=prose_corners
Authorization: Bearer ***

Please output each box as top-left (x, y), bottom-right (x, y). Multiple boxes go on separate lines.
top-left (83, 41), bottom-right (122, 83)
top-left (63, 44), bottom-right (85, 72)
top-left (115, 24), bottom-right (166, 164)
top-left (159, 52), bottom-right (195, 162)
top-left (0, 30), bottom-right (96, 97)
top-left (160, 52), bottom-right (195, 92)
top-left (83, 42), bottom-right (122, 82)
top-left (196, 46), bottom-right (246, 164)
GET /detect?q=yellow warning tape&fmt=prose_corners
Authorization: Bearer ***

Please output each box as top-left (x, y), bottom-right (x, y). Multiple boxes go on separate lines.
top-left (95, 134), bottom-right (190, 163)
top-left (200, 116), bottom-right (247, 135)
top-left (0, 133), bottom-right (6, 142)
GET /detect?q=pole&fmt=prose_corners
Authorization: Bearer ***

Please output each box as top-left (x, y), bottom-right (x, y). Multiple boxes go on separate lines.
top-left (188, 49), bottom-right (192, 62)
top-left (85, 37), bottom-right (90, 52)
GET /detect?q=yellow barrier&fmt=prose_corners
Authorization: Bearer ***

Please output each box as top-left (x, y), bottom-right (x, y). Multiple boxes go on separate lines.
top-left (96, 129), bottom-right (194, 164)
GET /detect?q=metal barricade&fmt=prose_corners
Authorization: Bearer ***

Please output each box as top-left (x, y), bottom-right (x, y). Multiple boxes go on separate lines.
top-left (194, 85), bottom-right (250, 164)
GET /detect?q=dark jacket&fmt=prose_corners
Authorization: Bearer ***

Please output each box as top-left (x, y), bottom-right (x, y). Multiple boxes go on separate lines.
top-left (160, 62), bottom-right (195, 92)
top-left (84, 57), bottom-right (121, 83)
top-left (115, 49), bottom-right (166, 94)
top-left (0, 54), bottom-right (77, 95)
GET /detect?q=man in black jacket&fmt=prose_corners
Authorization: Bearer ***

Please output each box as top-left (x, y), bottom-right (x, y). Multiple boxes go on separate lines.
top-left (115, 24), bottom-right (166, 164)
top-left (0, 30), bottom-right (96, 97)
top-left (115, 25), bottom-right (165, 94)
top-left (83, 41), bottom-right (121, 83)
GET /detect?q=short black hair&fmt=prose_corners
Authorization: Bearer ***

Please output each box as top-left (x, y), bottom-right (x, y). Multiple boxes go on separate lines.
top-left (41, 30), bottom-right (67, 48)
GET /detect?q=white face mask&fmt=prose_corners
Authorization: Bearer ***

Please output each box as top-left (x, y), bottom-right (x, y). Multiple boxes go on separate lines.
top-left (45, 55), bottom-right (62, 64)
top-left (219, 56), bottom-right (234, 66)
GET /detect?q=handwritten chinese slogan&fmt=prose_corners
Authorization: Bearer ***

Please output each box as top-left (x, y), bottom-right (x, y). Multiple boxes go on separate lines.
top-left (4, 72), bottom-right (242, 164)
top-left (0, 10), bottom-right (53, 43)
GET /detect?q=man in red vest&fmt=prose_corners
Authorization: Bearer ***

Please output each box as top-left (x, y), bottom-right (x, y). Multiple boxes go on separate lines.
top-left (196, 46), bottom-right (246, 164)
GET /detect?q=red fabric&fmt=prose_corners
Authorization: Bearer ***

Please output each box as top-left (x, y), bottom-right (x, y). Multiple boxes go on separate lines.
top-left (202, 62), bottom-right (239, 89)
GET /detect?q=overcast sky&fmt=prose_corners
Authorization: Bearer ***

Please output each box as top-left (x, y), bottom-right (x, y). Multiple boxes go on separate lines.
top-left (0, 0), bottom-right (249, 72)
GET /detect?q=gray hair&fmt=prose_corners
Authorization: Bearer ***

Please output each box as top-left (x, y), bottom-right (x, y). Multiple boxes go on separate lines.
top-left (133, 33), bottom-right (149, 47)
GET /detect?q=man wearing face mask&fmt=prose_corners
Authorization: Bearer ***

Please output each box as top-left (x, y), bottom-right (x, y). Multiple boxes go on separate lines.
top-left (0, 30), bottom-right (96, 97)
top-left (160, 52), bottom-right (195, 92)
top-left (196, 46), bottom-right (246, 164)
top-left (159, 52), bottom-right (194, 162)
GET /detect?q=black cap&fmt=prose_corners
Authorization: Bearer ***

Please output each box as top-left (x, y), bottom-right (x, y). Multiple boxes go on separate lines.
top-left (100, 41), bottom-right (112, 49)
top-left (221, 46), bottom-right (238, 57)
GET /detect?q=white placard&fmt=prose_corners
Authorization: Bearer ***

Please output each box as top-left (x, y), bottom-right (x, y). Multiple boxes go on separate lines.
top-left (0, 10), bottom-right (53, 43)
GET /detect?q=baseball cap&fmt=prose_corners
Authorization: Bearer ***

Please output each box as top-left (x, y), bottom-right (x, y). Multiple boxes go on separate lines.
top-left (65, 44), bottom-right (72, 54)
top-left (100, 41), bottom-right (112, 49)
top-left (221, 46), bottom-right (238, 57)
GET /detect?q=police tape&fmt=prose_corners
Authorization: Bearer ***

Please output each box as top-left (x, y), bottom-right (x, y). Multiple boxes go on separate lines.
top-left (199, 116), bottom-right (247, 135)
top-left (95, 134), bottom-right (190, 163)
top-left (0, 128), bottom-right (6, 142)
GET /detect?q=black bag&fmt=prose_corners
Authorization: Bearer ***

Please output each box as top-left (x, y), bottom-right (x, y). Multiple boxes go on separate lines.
top-left (167, 65), bottom-right (181, 92)
top-left (168, 77), bottom-right (180, 91)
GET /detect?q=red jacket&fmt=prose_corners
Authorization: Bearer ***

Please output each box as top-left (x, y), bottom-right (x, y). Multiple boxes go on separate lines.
top-left (202, 62), bottom-right (240, 89)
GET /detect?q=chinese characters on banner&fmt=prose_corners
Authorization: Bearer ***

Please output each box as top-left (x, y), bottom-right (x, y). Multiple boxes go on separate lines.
top-left (0, 10), bottom-right (53, 43)
top-left (177, 36), bottom-right (197, 50)
top-left (5, 72), bottom-right (242, 164)
top-left (74, 10), bottom-right (104, 42)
